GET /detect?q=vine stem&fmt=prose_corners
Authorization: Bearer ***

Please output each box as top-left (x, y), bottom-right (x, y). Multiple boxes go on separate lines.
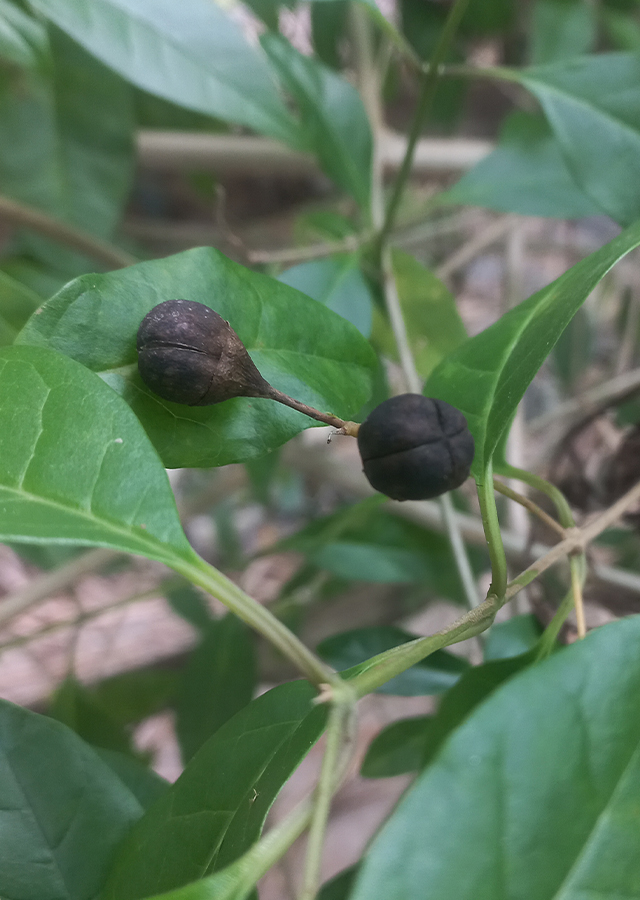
top-left (571, 553), bottom-right (587, 639)
top-left (477, 465), bottom-right (508, 602)
top-left (0, 194), bottom-right (136, 269)
top-left (299, 696), bottom-right (356, 900)
top-left (493, 478), bottom-right (566, 538)
top-left (173, 554), bottom-right (336, 688)
top-left (376, 0), bottom-right (472, 250)
top-left (265, 386), bottom-right (360, 436)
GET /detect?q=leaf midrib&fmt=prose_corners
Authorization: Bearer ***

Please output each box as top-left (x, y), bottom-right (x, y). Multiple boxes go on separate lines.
top-left (0, 480), bottom-right (185, 565)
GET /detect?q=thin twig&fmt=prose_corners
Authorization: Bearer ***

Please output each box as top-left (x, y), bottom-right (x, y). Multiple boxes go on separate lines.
top-left (570, 554), bottom-right (587, 639)
top-left (493, 478), bottom-right (566, 538)
top-left (248, 234), bottom-right (365, 266)
top-left (376, 0), bottom-right (472, 250)
top-left (0, 195), bottom-right (136, 269)
top-left (436, 215), bottom-right (518, 280)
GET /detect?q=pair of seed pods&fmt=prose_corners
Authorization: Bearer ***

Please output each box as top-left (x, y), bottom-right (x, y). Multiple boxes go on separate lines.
top-left (137, 299), bottom-right (475, 501)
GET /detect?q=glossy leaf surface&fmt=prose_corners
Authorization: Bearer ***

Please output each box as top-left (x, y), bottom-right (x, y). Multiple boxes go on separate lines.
top-left (351, 616), bottom-right (640, 900)
top-left (426, 218), bottom-right (640, 481)
top-left (103, 681), bottom-right (327, 899)
top-left (18, 248), bottom-right (376, 468)
top-left (28, 0), bottom-right (300, 145)
top-left (0, 699), bottom-right (142, 900)
top-left (318, 627), bottom-right (469, 696)
top-left (262, 33), bottom-right (372, 208)
top-left (444, 111), bottom-right (601, 219)
top-left (0, 344), bottom-right (194, 564)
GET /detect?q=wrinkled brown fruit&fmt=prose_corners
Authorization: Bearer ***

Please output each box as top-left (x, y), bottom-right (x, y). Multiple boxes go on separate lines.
top-left (137, 299), bottom-right (271, 405)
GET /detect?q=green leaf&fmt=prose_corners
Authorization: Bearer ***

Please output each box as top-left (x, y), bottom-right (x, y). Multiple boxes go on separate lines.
top-left (96, 748), bottom-right (170, 810)
top-left (281, 500), bottom-right (487, 597)
top-left (602, 8), bottom-right (640, 51)
top-left (350, 616), bottom-right (640, 900)
top-left (27, 0), bottom-right (301, 146)
top-left (443, 111), bottom-right (602, 218)
top-left (0, 26), bottom-right (134, 244)
top-left (425, 217), bottom-right (640, 482)
top-left (50, 675), bottom-right (134, 755)
top-left (103, 680), bottom-right (327, 900)
top-left (278, 256), bottom-right (373, 337)
top-left (0, 269), bottom-right (41, 345)
top-left (421, 653), bottom-right (533, 768)
top-left (262, 33), bottom-right (372, 208)
top-left (90, 668), bottom-right (180, 727)
top-left (317, 627), bottom-right (469, 696)
top-left (515, 53), bottom-right (640, 225)
top-left (530, 0), bottom-right (597, 64)
top-left (361, 716), bottom-right (432, 778)
top-left (0, 0), bottom-right (46, 68)
top-left (0, 698), bottom-right (142, 900)
top-left (176, 615), bottom-right (256, 763)
top-left (0, 344), bottom-right (194, 565)
top-left (483, 613), bottom-right (543, 660)
top-left (17, 247), bottom-right (377, 468)
top-left (389, 250), bottom-right (467, 377)
top-left (311, 1), bottom-right (348, 69)
top-left (166, 582), bottom-right (213, 633)
top-left (318, 866), bottom-right (359, 900)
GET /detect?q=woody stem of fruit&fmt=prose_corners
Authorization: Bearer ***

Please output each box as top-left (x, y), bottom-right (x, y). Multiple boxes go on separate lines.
top-left (265, 386), bottom-right (360, 436)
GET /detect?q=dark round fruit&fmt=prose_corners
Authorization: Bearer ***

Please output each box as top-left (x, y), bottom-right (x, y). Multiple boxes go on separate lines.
top-left (136, 299), bottom-right (270, 406)
top-left (357, 394), bottom-right (474, 501)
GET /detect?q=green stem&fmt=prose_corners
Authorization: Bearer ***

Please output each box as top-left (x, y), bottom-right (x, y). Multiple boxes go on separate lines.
top-left (535, 555), bottom-right (587, 661)
top-left (477, 465), bottom-right (508, 601)
top-left (173, 554), bottom-right (335, 688)
top-left (349, 594), bottom-right (497, 698)
top-left (299, 698), bottom-right (353, 900)
top-left (376, 0), bottom-right (472, 250)
top-left (499, 464), bottom-right (575, 528)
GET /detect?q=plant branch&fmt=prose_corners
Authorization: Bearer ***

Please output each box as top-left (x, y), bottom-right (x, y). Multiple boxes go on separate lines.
top-left (493, 478), bottom-right (566, 538)
top-left (0, 195), bottom-right (136, 269)
top-left (570, 553), bottom-right (587, 639)
top-left (299, 696), bottom-right (355, 900)
top-left (477, 468), bottom-right (508, 601)
top-left (376, 0), bottom-right (472, 250)
top-left (174, 554), bottom-right (336, 688)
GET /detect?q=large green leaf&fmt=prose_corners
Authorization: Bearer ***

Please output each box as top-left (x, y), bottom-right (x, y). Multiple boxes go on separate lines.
top-left (176, 615), bottom-right (257, 763)
top-left (350, 615), bottom-right (640, 900)
top-left (425, 218), bottom-right (640, 481)
top-left (0, 699), bottom-right (142, 900)
top-left (103, 680), bottom-right (327, 899)
top-left (17, 247), bottom-right (377, 468)
top-left (50, 675), bottom-right (135, 756)
top-left (443, 111), bottom-right (601, 218)
top-left (262, 33), bottom-right (372, 208)
top-left (27, 0), bottom-right (300, 146)
top-left (318, 627), bottom-right (469, 696)
top-left (0, 26), bottom-right (134, 244)
top-left (514, 53), bottom-right (640, 225)
top-left (0, 344), bottom-right (194, 564)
